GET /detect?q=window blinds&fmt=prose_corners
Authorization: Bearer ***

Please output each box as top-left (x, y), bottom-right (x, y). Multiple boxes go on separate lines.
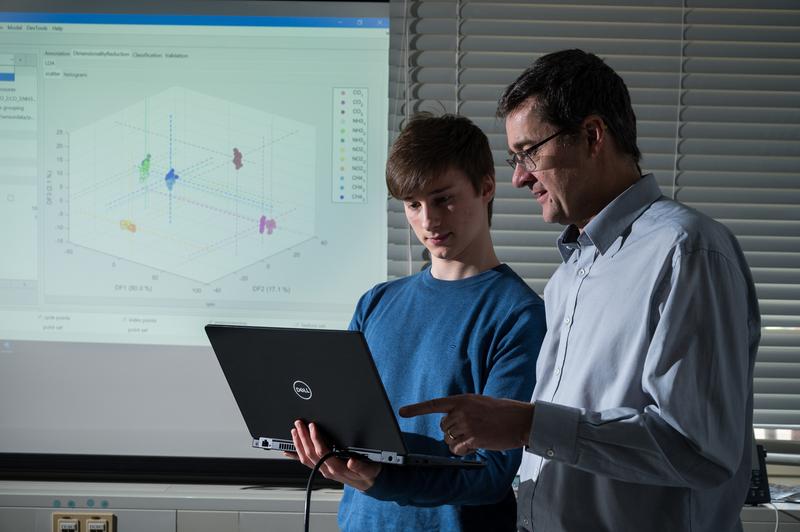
top-left (387, 0), bottom-right (800, 427)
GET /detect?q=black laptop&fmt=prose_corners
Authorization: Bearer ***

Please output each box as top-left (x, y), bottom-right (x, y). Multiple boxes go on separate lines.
top-left (205, 324), bottom-right (483, 468)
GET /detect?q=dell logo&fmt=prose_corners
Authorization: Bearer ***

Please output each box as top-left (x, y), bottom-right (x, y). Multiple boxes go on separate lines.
top-left (293, 380), bottom-right (312, 400)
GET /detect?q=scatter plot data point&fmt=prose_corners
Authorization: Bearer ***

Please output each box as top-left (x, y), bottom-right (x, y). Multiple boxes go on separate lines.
top-left (138, 153), bottom-right (151, 182)
top-left (164, 168), bottom-right (179, 191)
top-left (258, 215), bottom-right (277, 235)
top-left (69, 86), bottom-right (316, 283)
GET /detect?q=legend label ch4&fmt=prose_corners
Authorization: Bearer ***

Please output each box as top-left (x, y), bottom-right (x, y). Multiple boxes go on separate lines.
top-left (332, 87), bottom-right (368, 203)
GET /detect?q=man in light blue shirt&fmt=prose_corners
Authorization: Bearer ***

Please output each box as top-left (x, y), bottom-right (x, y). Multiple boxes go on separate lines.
top-left (401, 49), bottom-right (761, 531)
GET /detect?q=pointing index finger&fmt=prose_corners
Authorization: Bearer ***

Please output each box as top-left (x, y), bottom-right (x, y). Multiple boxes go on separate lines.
top-left (399, 396), bottom-right (455, 418)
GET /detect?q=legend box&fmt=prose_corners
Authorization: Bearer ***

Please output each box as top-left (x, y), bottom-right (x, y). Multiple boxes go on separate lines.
top-left (332, 87), bottom-right (368, 203)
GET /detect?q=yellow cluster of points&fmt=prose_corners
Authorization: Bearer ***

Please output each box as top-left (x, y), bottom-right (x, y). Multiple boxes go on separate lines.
top-left (119, 219), bottom-right (136, 233)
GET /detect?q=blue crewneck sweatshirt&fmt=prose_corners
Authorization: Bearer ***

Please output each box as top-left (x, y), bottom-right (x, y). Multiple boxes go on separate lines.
top-left (339, 264), bottom-right (546, 532)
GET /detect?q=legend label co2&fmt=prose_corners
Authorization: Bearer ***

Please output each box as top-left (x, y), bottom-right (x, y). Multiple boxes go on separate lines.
top-left (332, 87), bottom-right (368, 203)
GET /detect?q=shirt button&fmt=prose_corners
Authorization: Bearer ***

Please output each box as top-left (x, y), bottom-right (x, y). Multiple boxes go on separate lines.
top-left (554, 367), bottom-right (561, 375)
top-left (564, 316), bottom-right (571, 325)
top-left (578, 268), bottom-right (586, 277)
top-left (546, 449), bottom-right (555, 458)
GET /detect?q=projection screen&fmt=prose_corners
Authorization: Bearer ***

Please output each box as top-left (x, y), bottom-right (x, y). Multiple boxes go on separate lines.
top-left (0, 0), bottom-right (390, 478)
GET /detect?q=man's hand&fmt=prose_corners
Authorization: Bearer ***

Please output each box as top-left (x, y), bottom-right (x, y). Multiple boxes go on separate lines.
top-left (399, 394), bottom-right (534, 455)
top-left (285, 420), bottom-right (382, 492)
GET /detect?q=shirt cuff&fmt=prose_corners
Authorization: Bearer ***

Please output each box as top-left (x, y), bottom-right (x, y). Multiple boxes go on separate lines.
top-left (527, 401), bottom-right (581, 464)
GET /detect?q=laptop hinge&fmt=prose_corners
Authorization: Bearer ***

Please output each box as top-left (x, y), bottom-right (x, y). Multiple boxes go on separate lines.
top-left (340, 447), bottom-right (404, 465)
top-left (252, 438), bottom-right (404, 465)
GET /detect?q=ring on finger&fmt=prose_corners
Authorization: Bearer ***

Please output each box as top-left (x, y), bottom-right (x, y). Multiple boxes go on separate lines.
top-left (447, 430), bottom-right (456, 440)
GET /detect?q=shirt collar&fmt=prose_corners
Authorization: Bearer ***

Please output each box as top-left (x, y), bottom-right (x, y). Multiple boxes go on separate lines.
top-left (556, 174), bottom-right (662, 262)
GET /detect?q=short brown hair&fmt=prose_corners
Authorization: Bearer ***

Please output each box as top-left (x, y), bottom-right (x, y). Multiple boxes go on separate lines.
top-left (386, 113), bottom-right (495, 221)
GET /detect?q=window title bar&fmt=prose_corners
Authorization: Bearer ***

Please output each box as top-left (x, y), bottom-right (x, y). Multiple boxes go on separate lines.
top-left (0, 12), bottom-right (388, 29)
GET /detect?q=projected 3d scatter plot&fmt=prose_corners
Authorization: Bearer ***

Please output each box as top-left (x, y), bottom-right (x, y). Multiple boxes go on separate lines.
top-left (68, 87), bottom-right (317, 283)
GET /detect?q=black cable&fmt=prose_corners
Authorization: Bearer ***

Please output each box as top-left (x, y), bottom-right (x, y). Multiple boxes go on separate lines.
top-left (304, 450), bottom-right (356, 532)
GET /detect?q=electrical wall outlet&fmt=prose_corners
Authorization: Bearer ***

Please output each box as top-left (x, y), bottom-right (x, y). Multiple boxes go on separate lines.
top-left (53, 515), bottom-right (79, 532)
top-left (52, 512), bottom-right (116, 532)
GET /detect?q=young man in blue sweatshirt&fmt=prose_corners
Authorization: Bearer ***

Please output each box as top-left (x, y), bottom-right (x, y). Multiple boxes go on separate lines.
top-left (288, 114), bottom-right (546, 531)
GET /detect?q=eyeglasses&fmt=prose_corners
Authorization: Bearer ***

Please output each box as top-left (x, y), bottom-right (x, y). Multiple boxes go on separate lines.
top-left (505, 129), bottom-right (566, 171)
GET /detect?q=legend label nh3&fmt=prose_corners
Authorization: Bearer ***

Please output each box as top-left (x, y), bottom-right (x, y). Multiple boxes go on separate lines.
top-left (332, 87), bottom-right (368, 204)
